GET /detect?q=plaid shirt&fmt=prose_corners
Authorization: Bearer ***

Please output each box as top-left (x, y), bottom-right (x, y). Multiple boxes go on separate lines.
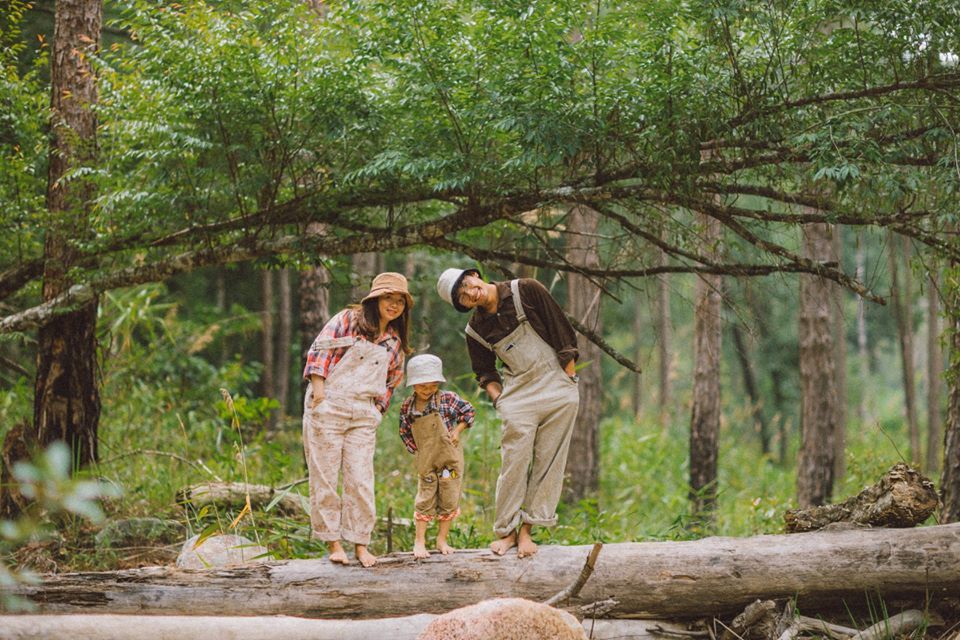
top-left (398, 390), bottom-right (475, 454)
top-left (302, 308), bottom-right (405, 413)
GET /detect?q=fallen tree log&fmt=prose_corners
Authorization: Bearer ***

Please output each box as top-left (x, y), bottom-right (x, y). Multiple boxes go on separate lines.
top-left (178, 482), bottom-right (304, 515)
top-left (2, 523), bottom-right (958, 619)
top-left (0, 614), bottom-right (679, 640)
top-left (784, 463), bottom-right (937, 532)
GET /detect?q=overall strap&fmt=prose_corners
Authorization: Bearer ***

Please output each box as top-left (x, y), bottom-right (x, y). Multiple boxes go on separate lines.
top-left (465, 324), bottom-right (494, 351)
top-left (510, 279), bottom-right (526, 323)
top-left (312, 336), bottom-right (356, 350)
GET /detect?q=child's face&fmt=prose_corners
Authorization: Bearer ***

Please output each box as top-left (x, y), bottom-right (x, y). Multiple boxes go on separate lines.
top-left (413, 382), bottom-right (440, 401)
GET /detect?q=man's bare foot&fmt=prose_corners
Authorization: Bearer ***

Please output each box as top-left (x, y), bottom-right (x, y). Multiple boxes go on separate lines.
top-left (356, 545), bottom-right (378, 567)
top-left (413, 542), bottom-right (430, 560)
top-left (489, 531), bottom-right (517, 555)
top-left (437, 540), bottom-right (455, 555)
top-left (327, 541), bottom-right (350, 565)
top-left (517, 525), bottom-right (538, 558)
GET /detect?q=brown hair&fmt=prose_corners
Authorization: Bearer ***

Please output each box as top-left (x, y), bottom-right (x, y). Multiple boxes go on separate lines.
top-left (350, 298), bottom-right (413, 355)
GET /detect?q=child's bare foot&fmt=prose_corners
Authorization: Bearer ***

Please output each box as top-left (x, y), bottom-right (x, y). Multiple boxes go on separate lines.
top-left (437, 540), bottom-right (455, 555)
top-left (490, 531), bottom-right (517, 555)
top-left (517, 525), bottom-right (538, 558)
top-left (355, 545), bottom-right (378, 567)
top-left (327, 541), bottom-right (350, 565)
top-left (413, 542), bottom-right (431, 560)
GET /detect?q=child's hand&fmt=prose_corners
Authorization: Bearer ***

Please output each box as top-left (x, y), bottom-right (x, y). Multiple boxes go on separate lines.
top-left (450, 432), bottom-right (460, 447)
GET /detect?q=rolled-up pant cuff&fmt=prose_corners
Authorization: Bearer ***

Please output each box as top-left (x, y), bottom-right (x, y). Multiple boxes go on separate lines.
top-left (521, 511), bottom-right (558, 528)
top-left (341, 528), bottom-right (371, 546)
top-left (312, 530), bottom-right (341, 542)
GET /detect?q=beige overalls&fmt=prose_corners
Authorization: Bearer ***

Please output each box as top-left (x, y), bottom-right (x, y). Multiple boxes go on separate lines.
top-left (302, 337), bottom-right (387, 545)
top-left (411, 411), bottom-right (464, 521)
top-left (465, 280), bottom-right (580, 537)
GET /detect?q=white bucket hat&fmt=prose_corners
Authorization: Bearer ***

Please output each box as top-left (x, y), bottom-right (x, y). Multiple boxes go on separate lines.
top-left (406, 354), bottom-right (446, 387)
top-left (436, 267), bottom-right (480, 313)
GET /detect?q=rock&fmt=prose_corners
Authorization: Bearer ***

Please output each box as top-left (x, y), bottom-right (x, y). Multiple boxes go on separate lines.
top-left (417, 598), bottom-right (587, 640)
top-left (175, 534), bottom-right (270, 569)
top-left (95, 518), bottom-right (186, 549)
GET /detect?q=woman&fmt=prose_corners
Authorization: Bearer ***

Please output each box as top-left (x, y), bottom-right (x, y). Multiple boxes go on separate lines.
top-left (302, 272), bottom-right (413, 567)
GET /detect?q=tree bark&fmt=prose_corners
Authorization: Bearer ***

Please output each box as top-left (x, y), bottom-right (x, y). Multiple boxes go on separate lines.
top-left (657, 244), bottom-right (672, 429)
top-left (299, 224), bottom-right (331, 363)
top-left (797, 220), bottom-right (839, 507)
top-left (889, 233), bottom-right (920, 463)
top-left (832, 226), bottom-right (847, 484)
top-left (941, 264), bottom-right (960, 522)
top-left (633, 289), bottom-right (644, 421)
top-left (856, 231), bottom-right (870, 424)
top-left (260, 269), bottom-right (276, 423)
top-left (564, 205), bottom-right (602, 500)
top-left (927, 271), bottom-right (943, 475)
top-left (276, 269), bottom-right (292, 425)
top-left (689, 213), bottom-right (722, 523)
top-left (351, 252), bottom-right (378, 302)
top-left (28, 0), bottom-right (103, 493)
top-left (4, 524), bottom-right (959, 618)
top-left (0, 615), bottom-right (684, 640)
top-left (784, 462), bottom-right (938, 532)
top-left (731, 322), bottom-right (768, 455)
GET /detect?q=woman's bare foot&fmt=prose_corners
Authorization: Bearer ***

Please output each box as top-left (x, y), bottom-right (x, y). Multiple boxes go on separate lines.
top-left (355, 544), bottom-right (378, 567)
top-left (489, 531), bottom-right (517, 555)
top-left (413, 541), bottom-right (431, 559)
top-left (327, 541), bottom-right (350, 565)
top-left (437, 540), bottom-right (456, 555)
top-left (517, 525), bottom-right (538, 558)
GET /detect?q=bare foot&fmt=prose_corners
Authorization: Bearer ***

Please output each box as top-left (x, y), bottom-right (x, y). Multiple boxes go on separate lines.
top-left (489, 531), bottom-right (517, 555)
top-left (413, 542), bottom-right (431, 560)
top-left (327, 541), bottom-right (350, 565)
top-left (437, 541), bottom-right (455, 555)
top-left (517, 526), bottom-right (538, 558)
top-left (355, 545), bottom-right (378, 568)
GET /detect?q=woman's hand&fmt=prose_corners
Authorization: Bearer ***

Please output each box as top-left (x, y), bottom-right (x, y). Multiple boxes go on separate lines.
top-left (309, 376), bottom-right (326, 409)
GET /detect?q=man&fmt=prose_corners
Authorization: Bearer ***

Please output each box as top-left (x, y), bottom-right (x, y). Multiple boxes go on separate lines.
top-left (437, 267), bottom-right (580, 557)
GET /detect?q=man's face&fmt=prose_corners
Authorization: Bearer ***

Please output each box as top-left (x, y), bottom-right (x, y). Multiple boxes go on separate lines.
top-left (456, 273), bottom-right (485, 309)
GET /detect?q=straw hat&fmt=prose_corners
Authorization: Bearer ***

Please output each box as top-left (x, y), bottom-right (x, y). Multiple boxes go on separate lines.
top-left (406, 354), bottom-right (446, 386)
top-left (436, 267), bottom-right (480, 313)
top-left (361, 272), bottom-right (413, 308)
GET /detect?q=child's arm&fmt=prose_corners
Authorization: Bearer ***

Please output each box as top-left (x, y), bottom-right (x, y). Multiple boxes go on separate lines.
top-left (450, 421), bottom-right (468, 446)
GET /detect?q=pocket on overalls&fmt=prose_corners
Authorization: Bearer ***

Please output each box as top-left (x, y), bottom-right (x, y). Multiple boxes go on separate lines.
top-left (438, 472), bottom-right (461, 514)
top-left (415, 471), bottom-right (439, 515)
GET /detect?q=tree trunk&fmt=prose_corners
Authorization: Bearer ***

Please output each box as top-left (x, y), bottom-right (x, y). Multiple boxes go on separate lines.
top-left (299, 224), bottom-right (331, 362)
top-left (633, 290), bottom-right (644, 421)
top-left (731, 322), bottom-right (768, 455)
top-left (351, 253), bottom-right (378, 302)
top-left (926, 272), bottom-right (943, 475)
top-left (797, 220), bottom-right (839, 507)
top-left (856, 231), bottom-right (870, 424)
top-left (941, 264), bottom-right (960, 522)
top-left (276, 269), bottom-right (292, 425)
top-left (261, 270), bottom-right (276, 418)
top-left (5, 524), bottom-right (959, 618)
top-left (657, 245), bottom-right (672, 429)
top-left (564, 205), bottom-right (602, 501)
top-left (889, 233), bottom-right (920, 464)
top-left (832, 226), bottom-right (847, 484)
top-left (29, 0), bottom-right (103, 492)
top-left (689, 213), bottom-right (722, 523)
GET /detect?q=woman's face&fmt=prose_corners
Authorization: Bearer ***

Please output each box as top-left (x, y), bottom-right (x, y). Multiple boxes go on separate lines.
top-left (378, 292), bottom-right (407, 323)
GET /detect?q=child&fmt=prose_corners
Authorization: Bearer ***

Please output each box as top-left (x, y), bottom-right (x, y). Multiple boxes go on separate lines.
top-left (302, 272), bottom-right (414, 567)
top-left (398, 354), bottom-right (475, 559)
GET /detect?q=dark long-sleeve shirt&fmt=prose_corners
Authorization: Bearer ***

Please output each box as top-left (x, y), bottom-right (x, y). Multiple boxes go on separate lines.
top-left (466, 278), bottom-right (579, 388)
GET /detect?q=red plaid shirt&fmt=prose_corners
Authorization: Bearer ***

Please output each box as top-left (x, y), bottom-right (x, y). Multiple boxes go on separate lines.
top-left (302, 308), bottom-right (405, 413)
top-left (398, 390), bottom-right (475, 453)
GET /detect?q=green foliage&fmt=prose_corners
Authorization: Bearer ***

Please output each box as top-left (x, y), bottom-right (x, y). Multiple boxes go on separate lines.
top-left (1, 442), bottom-right (120, 611)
